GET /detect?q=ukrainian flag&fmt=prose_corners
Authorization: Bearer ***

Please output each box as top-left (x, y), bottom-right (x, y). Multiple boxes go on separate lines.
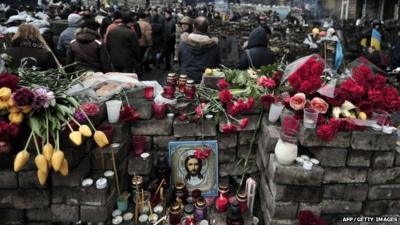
top-left (371, 28), bottom-right (382, 51)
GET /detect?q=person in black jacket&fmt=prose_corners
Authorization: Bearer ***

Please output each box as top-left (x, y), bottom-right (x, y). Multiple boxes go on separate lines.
top-left (67, 20), bottom-right (110, 72)
top-left (106, 14), bottom-right (142, 74)
top-left (178, 16), bottom-right (220, 83)
top-left (3, 23), bottom-right (57, 71)
top-left (162, 9), bottom-right (176, 70)
top-left (237, 26), bottom-right (276, 70)
top-left (391, 32), bottom-right (400, 69)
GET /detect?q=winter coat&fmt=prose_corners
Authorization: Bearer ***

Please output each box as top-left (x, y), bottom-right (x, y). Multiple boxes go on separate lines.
top-left (3, 38), bottom-right (57, 70)
top-left (106, 24), bottom-right (141, 68)
top-left (391, 38), bottom-right (400, 68)
top-left (138, 19), bottom-right (152, 47)
top-left (237, 26), bottom-right (275, 70)
top-left (163, 17), bottom-right (176, 43)
top-left (67, 28), bottom-right (110, 72)
top-left (104, 19), bottom-right (123, 43)
top-left (178, 32), bottom-right (220, 83)
top-left (56, 14), bottom-right (82, 56)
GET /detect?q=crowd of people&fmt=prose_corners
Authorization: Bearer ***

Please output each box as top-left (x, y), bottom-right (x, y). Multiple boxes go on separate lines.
top-left (2, 1), bottom-right (400, 84)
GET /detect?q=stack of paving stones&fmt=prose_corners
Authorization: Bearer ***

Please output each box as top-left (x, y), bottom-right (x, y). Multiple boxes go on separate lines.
top-left (257, 114), bottom-right (400, 225)
top-left (0, 87), bottom-right (261, 224)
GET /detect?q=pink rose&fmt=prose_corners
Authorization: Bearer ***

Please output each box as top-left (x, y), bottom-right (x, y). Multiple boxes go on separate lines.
top-left (289, 93), bottom-right (306, 110)
top-left (310, 97), bottom-right (329, 114)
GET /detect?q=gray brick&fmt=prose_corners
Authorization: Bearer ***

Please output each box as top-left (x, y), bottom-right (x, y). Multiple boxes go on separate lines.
top-left (80, 188), bottom-right (116, 222)
top-left (323, 167), bottom-right (367, 184)
top-left (81, 186), bottom-right (115, 206)
top-left (351, 131), bottom-right (396, 151)
top-left (98, 121), bottom-right (130, 143)
top-left (323, 184), bottom-right (345, 199)
top-left (126, 86), bottom-right (145, 98)
top-left (388, 200), bottom-right (400, 214)
top-left (309, 147), bottom-right (348, 167)
top-left (263, 176), bottom-right (322, 203)
top-left (91, 138), bottom-right (129, 170)
top-left (131, 118), bottom-right (172, 135)
top-left (299, 128), bottom-right (351, 148)
top-left (51, 204), bottom-right (80, 222)
top-left (237, 145), bottom-right (256, 160)
top-left (368, 167), bottom-right (400, 185)
top-left (0, 190), bottom-right (16, 208)
top-left (153, 136), bottom-right (176, 150)
top-left (321, 200), bottom-right (362, 214)
top-left (63, 146), bottom-right (87, 169)
top-left (298, 203), bottom-right (321, 217)
top-left (219, 147), bottom-right (237, 163)
top-left (0, 169), bottom-right (18, 189)
top-left (0, 209), bottom-right (24, 225)
top-left (238, 130), bottom-right (253, 145)
top-left (372, 151), bottom-right (395, 168)
top-left (267, 154), bottom-right (323, 186)
top-left (258, 125), bottom-right (280, 153)
top-left (219, 160), bottom-right (258, 177)
top-left (369, 184), bottom-right (400, 200)
top-left (18, 170), bottom-right (47, 188)
top-left (395, 152), bottom-right (400, 166)
top-left (14, 189), bottom-right (50, 209)
top-left (347, 150), bottom-right (372, 167)
top-left (260, 180), bottom-right (299, 219)
top-left (363, 200), bottom-right (388, 216)
top-left (173, 119), bottom-right (216, 137)
top-left (218, 133), bottom-right (237, 149)
top-left (343, 184), bottom-right (368, 201)
top-left (129, 98), bottom-right (152, 119)
top-left (53, 154), bottom-right (91, 187)
top-left (261, 198), bottom-right (299, 225)
top-left (26, 208), bottom-right (52, 221)
top-left (51, 187), bottom-right (81, 205)
top-left (128, 155), bottom-right (152, 176)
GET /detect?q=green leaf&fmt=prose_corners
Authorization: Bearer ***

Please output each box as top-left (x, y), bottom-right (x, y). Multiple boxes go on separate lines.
top-left (29, 118), bottom-right (41, 137)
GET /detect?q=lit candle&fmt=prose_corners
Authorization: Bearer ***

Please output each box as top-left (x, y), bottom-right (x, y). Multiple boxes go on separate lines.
top-left (215, 194), bottom-right (228, 213)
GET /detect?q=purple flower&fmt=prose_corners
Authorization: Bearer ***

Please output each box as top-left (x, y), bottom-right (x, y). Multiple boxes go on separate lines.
top-left (74, 110), bottom-right (86, 123)
top-left (13, 87), bottom-right (34, 106)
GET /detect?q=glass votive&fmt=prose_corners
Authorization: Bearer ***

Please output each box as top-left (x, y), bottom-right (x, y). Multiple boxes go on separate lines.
top-left (268, 102), bottom-right (285, 122)
top-left (303, 108), bottom-right (319, 129)
top-left (152, 103), bottom-right (166, 120)
top-left (372, 109), bottom-right (390, 126)
top-left (132, 136), bottom-right (146, 157)
top-left (163, 85), bottom-right (175, 99)
top-left (134, 191), bottom-right (152, 214)
top-left (144, 87), bottom-right (154, 100)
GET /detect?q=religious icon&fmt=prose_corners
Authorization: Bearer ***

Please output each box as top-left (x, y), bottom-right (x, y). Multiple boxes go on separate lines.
top-left (169, 141), bottom-right (218, 196)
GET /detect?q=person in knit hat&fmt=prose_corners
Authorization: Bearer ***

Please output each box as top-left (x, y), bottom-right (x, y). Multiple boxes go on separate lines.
top-left (56, 13), bottom-right (83, 57)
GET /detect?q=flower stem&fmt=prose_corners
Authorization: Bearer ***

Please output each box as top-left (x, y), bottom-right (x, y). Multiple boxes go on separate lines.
top-left (24, 131), bottom-right (34, 151)
top-left (121, 88), bottom-right (131, 107)
top-left (46, 111), bottom-right (49, 144)
top-left (32, 133), bottom-right (41, 155)
top-left (69, 116), bottom-right (82, 126)
top-left (80, 110), bottom-right (96, 131)
top-left (66, 122), bottom-right (74, 132)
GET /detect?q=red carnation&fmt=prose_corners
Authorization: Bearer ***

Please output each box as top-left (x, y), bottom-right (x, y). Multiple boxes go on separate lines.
top-left (226, 102), bottom-right (241, 116)
top-left (325, 89), bottom-right (346, 107)
top-left (352, 65), bottom-right (373, 85)
top-left (272, 71), bottom-right (283, 84)
top-left (288, 73), bottom-right (302, 89)
top-left (257, 76), bottom-right (276, 89)
top-left (80, 102), bottom-right (100, 116)
top-left (317, 114), bottom-right (326, 125)
top-left (239, 117), bottom-right (249, 129)
top-left (219, 89), bottom-right (233, 104)
top-left (222, 123), bottom-right (237, 133)
top-left (0, 72), bottom-right (19, 91)
top-left (357, 101), bottom-right (372, 114)
top-left (316, 123), bottom-right (338, 142)
top-left (245, 97), bottom-right (255, 111)
top-left (217, 79), bottom-right (229, 90)
top-left (340, 79), bottom-right (365, 98)
top-left (298, 80), bottom-right (314, 94)
top-left (195, 103), bottom-right (207, 116)
top-left (194, 146), bottom-right (212, 160)
top-left (370, 74), bottom-right (387, 89)
top-left (260, 94), bottom-right (277, 109)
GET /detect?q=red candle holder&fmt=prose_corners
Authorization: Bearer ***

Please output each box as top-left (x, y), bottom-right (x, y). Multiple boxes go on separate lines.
top-left (132, 136), bottom-right (146, 156)
top-left (163, 85), bottom-right (175, 99)
top-left (185, 85), bottom-right (196, 99)
top-left (144, 87), bottom-right (154, 100)
top-left (152, 103), bottom-right (166, 120)
top-left (98, 125), bottom-right (114, 143)
top-left (216, 194), bottom-right (228, 213)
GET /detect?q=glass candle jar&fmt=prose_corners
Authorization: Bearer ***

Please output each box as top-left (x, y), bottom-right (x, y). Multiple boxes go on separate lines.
top-left (166, 73), bottom-right (177, 86)
top-left (218, 182), bottom-right (230, 198)
top-left (236, 190), bottom-right (248, 213)
top-left (168, 203), bottom-right (183, 225)
top-left (194, 197), bottom-right (207, 222)
top-left (152, 103), bottom-right (166, 120)
top-left (130, 175), bottom-right (143, 202)
top-left (191, 189), bottom-right (202, 201)
top-left (178, 75), bottom-right (188, 93)
top-left (216, 194), bottom-right (228, 213)
top-left (184, 80), bottom-right (196, 99)
top-left (173, 182), bottom-right (188, 204)
top-left (163, 85), bottom-right (175, 99)
top-left (134, 191), bottom-right (151, 214)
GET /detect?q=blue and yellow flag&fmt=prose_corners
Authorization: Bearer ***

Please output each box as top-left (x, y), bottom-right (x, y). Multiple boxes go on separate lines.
top-left (371, 28), bottom-right (382, 51)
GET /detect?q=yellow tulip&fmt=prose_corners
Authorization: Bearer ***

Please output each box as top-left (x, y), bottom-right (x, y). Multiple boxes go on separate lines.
top-left (0, 87), bottom-right (11, 100)
top-left (69, 131), bottom-right (82, 146)
top-left (59, 159), bottom-right (69, 176)
top-left (94, 131), bottom-right (109, 148)
top-left (14, 150), bottom-right (30, 172)
top-left (37, 170), bottom-right (48, 185)
top-left (358, 112), bottom-right (367, 120)
top-left (8, 112), bottom-right (23, 124)
top-left (34, 154), bottom-right (48, 173)
top-left (8, 107), bottom-right (20, 113)
top-left (204, 68), bottom-right (213, 76)
top-left (51, 150), bottom-right (64, 172)
top-left (6, 98), bottom-right (14, 108)
top-left (0, 100), bottom-right (7, 110)
top-left (21, 106), bottom-right (31, 114)
top-left (79, 125), bottom-right (92, 137)
top-left (43, 143), bottom-right (54, 161)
